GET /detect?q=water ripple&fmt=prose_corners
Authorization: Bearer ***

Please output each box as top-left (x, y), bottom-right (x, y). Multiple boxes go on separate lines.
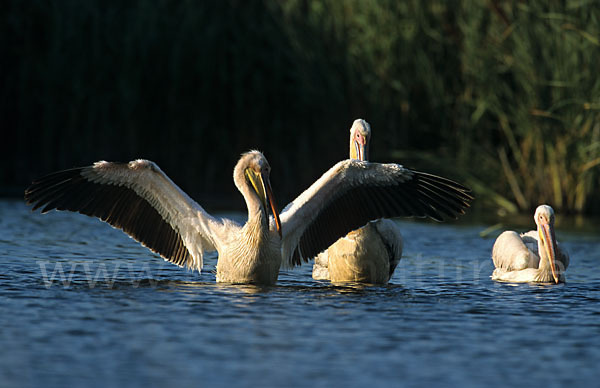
top-left (1, 200), bottom-right (599, 387)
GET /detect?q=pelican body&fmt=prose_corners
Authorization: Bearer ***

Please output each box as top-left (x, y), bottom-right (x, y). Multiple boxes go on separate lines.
top-left (25, 147), bottom-right (472, 285)
top-left (492, 205), bottom-right (569, 284)
top-left (313, 119), bottom-right (403, 284)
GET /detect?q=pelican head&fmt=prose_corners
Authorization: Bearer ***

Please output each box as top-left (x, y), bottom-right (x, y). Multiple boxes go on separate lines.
top-left (234, 151), bottom-right (282, 238)
top-left (534, 205), bottom-right (559, 283)
top-left (349, 119), bottom-right (371, 161)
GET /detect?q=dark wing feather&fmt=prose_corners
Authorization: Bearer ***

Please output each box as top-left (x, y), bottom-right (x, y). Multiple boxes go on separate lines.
top-left (281, 160), bottom-right (473, 266)
top-left (25, 160), bottom-right (220, 271)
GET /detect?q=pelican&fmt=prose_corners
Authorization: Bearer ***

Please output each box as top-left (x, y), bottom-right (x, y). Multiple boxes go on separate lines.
top-left (313, 119), bottom-right (403, 284)
top-left (492, 205), bottom-right (569, 284)
top-left (25, 149), bottom-right (472, 285)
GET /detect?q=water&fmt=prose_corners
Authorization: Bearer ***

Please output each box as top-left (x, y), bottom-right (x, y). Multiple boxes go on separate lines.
top-left (1, 199), bottom-right (599, 387)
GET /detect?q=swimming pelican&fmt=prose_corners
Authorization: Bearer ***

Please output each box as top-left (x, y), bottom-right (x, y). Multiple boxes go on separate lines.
top-left (313, 119), bottom-right (403, 284)
top-left (25, 149), bottom-right (472, 285)
top-left (492, 205), bottom-right (569, 284)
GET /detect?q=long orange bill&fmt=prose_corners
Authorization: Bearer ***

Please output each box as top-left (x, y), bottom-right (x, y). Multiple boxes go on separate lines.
top-left (263, 173), bottom-right (282, 239)
top-left (539, 221), bottom-right (559, 284)
top-left (354, 139), bottom-right (368, 161)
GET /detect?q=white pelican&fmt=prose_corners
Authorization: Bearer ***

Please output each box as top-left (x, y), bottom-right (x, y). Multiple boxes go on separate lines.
top-left (492, 205), bottom-right (569, 284)
top-left (313, 119), bottom-right (403, 284)
top-left (25, 149), bottom-right (472, 285)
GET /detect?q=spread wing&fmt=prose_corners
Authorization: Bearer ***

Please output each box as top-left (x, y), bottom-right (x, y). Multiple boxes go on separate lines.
top-left (24, 160), bottom-right (229, 271)
top-left (280, 160), bottom-right (473, 267)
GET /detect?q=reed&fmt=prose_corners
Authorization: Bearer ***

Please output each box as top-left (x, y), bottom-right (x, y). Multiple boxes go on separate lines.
top-left (455, 1), bottom-right (600, 214)
top-left (2, 0), bottom-right (599, 214)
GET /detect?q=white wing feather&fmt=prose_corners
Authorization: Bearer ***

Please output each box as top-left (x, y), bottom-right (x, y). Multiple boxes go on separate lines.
top-left (279, 159), bottom-right (413, 267)
top-left (27, 159), bottom-right (231, 271)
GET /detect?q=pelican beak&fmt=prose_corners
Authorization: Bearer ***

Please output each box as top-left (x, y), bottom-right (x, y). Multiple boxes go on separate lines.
top-left (538, 219), bottom-right (559, 284)
top-left (263, 172), bottom-right (282, 239)
top-left (353, 137), bottom-right (368, 161)
top-left (245, 169), bottom-right (282, 238)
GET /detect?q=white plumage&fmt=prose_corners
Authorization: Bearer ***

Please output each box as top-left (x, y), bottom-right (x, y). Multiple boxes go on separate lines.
top-left (26, 146), bottom-right (472, 285)
top-left (492, 205), bottom-right (569, 284)
top-left (312, 119), bottom-right (404, 284)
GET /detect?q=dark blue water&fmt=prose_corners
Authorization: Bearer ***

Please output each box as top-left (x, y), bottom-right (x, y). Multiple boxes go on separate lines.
top-left (1, 199), bottom-right (599, 387)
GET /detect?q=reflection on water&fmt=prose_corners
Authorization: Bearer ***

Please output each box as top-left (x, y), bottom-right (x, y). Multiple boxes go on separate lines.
top-left (1, 199), bottom-right (600, 387)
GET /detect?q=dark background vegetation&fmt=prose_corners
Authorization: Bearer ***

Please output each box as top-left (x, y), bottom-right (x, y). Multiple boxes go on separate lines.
top-left (2, 0), bottom-right (599, 215)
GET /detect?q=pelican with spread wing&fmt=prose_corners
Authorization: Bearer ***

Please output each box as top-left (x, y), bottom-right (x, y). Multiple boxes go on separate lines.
top-left (25, 148), bottom-right (472, 285)
top-left (492, 205), bottom-right (569, 284)
top-left (312, 119), bottom-right (403, 284)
